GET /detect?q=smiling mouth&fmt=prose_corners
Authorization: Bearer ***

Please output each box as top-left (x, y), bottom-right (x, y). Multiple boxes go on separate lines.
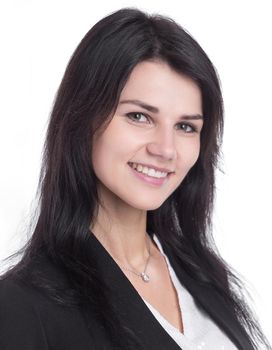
top-left (128, 162), bottom-right (171, 179)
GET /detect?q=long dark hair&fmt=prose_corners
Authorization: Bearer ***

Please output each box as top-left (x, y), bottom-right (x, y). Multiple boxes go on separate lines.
top-left (2, 7), bottom-right (270, 349)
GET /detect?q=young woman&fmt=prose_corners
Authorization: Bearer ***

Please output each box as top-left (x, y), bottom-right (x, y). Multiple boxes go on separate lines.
top-left (0, 8), bottom-right (270, 350)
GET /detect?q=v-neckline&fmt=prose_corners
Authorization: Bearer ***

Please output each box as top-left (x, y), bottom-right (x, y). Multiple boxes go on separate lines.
top-left (86, 231), bottom-right (253, 350)
top-left (87, 231), bottom-right (184, 350)
top-left (148, 234), bottom-right (185, 334)
top-left (142, 297), bottom-right (183, 334)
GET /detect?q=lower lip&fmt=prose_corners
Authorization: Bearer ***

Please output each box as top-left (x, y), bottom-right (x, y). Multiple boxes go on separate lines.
top-left (128, 165), bottom-right (170, 186)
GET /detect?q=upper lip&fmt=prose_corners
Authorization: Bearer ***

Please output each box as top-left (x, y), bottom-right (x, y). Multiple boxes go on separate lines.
top-left (128, 162), bottom-right (175, 173)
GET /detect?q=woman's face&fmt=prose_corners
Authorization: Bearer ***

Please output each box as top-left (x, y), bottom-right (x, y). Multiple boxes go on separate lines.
top-left (92, 60), bottom-right (203, 210)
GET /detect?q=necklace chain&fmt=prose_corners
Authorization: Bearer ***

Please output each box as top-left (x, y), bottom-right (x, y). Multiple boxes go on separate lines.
top-left (119, 235), bottom-right (151, 282)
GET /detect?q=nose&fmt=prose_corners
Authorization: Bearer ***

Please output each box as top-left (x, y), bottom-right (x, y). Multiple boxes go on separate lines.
top-left (146, 128), bottom-right (177, 161)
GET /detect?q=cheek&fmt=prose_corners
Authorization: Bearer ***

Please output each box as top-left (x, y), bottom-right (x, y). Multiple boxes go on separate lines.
top-left (92, 135), bottom-right (112, 178)
top-left (91, 131), bottom-right (132, 180)
top-left (178, 139), bottom-right (201, 171)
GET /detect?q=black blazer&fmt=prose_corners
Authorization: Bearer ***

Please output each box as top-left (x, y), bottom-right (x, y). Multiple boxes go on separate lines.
top-left (0, 233), bottom-right (253, 350)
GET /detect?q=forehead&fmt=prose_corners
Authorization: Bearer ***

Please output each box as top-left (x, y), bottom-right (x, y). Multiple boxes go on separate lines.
top-left (119, 60), bottom-right (202, 115)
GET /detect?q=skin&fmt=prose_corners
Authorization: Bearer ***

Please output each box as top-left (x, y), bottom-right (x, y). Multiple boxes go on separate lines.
top-left (90, 60), bottom-right (203, 332)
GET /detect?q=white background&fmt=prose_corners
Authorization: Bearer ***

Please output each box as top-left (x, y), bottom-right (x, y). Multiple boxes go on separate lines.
top-left (0, 0), bottom-right (271, 345)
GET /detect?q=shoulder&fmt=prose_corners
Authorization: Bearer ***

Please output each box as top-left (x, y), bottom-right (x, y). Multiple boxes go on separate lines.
top-left (0, 277), bottom-right (45, 325)
top-left (0, 263), bottom-right (94, 349)
top-left (0, 276), bottom-right (51, 349)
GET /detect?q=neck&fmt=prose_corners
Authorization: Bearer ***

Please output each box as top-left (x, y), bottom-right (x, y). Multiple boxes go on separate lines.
top-left (90, 193), bottom-right (149, 267)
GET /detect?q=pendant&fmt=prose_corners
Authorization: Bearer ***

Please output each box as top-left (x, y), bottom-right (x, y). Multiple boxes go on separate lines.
top-left (141, 272), bottom-right (150, 282)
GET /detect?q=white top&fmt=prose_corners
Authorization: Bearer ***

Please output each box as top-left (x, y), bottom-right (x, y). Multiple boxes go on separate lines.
top-left (142, 235), bottom-right (238, 350)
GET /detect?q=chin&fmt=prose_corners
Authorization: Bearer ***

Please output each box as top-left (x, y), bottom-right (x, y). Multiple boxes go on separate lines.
top-left (127, 198), bottom-right (167, 211)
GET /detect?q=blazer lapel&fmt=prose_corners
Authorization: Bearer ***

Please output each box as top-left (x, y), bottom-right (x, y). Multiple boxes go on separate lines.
top-left (160, 241), bottom-right (255, 350)
top-left (87, 232), bottom-right (254, 350)
top-left (87, 232), bottom-right (182, 350)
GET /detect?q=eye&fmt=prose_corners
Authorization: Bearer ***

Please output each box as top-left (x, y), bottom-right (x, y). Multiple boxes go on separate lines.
top-left (177, 123), bottom-right (197, 133)
top-left (126, 112), bottom-right (150, 123)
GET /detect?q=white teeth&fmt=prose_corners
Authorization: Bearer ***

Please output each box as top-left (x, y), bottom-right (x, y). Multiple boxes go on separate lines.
top-left (149, 169), bottom-right (156, 177)
top-left (130, 162), bottom-right (168, 179)
top-left (142, 166), bottom-right (149, 174)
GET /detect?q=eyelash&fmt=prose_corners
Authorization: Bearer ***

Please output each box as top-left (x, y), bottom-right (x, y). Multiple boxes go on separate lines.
top-left (126, 112), bottom-right (149, 123)
top-left (125, 112), bottom-right (198, 133)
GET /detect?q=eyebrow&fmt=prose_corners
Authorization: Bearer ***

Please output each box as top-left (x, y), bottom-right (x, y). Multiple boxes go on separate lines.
top-left (119, 99), bottom-right (203, 120)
